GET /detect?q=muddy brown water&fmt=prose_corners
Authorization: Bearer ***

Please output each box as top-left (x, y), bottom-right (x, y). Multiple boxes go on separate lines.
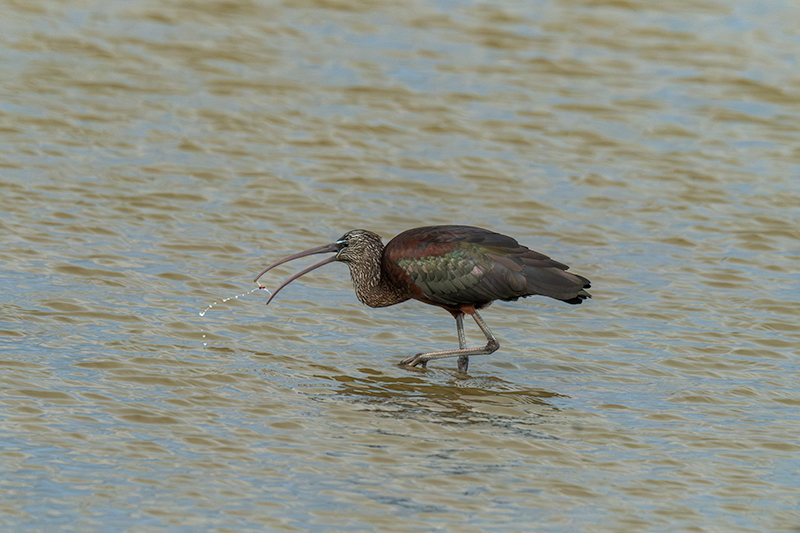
top-left (1, 0), bottom-right (799, 531)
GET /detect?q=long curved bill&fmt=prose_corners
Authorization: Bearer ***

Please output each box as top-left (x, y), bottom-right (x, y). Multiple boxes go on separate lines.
top-left (254, 242), bottom-right (340, 305)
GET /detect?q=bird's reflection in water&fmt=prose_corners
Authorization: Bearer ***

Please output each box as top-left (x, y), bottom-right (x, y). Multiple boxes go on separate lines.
top-left (307, 368), bottom-right (568, 436)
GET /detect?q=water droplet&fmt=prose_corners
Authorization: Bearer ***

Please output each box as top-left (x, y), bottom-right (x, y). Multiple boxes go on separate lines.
top-left (199, 286), bottom-right (272, 316)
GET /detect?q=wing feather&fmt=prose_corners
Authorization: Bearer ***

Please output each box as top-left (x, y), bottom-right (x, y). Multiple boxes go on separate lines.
top-left (385, 225), bottom-right (591, 308)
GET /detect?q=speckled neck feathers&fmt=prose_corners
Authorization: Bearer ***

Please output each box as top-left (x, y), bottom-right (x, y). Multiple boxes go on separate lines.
top-left (337, 230), bottom-right (409, 309)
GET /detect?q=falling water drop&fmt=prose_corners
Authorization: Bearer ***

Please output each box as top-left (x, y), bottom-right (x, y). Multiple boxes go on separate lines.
top-left (199, 286), bottom-right (271, 316)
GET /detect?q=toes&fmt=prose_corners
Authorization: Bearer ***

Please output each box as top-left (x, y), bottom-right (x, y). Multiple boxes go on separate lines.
top-left (399, 354), bottom-right (425, 367)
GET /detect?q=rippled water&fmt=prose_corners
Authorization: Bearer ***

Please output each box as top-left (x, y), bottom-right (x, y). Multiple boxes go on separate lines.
top-left (2, 0), bottom-right (799, 530)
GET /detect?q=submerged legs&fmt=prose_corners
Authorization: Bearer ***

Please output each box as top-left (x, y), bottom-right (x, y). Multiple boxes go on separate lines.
top-left (399, 310), bottom-right (499, 371)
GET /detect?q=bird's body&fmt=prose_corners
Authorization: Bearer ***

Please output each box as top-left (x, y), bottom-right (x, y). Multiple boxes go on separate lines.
top-left (255, 225), bottom-right (591, 372)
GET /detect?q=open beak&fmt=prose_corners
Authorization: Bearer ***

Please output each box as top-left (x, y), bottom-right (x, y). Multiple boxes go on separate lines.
top-left (254, 242), bottom-right (341, 304)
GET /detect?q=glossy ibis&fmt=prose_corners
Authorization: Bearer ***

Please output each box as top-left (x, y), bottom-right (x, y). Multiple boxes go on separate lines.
top-left (254, 225), bottom-right (591, 372)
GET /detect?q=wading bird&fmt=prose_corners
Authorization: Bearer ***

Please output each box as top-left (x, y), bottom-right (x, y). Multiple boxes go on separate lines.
top-left (254, 225), bottom-right (591, 372)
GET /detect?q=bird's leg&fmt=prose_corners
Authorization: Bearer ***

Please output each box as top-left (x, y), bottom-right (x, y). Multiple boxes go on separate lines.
top-left (399, 310), bottom-right (499, 370)
top-left (413, 313), bottom-right (467, 370)
top-left (456, 313), bottom-right (469, 373)
top-left (471, 310), bottom-right (499, 352)
top-left (456, 313), bottom-right (467, 348)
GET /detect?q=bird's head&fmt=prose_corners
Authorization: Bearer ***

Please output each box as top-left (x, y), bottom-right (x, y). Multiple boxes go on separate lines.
top-left (253, 229), bottom-right (383, 304)
top-left (332, 229), bottom-right (383, 265)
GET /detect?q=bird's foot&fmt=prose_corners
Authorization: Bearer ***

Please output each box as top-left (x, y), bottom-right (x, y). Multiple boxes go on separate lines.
top-left (399, 353), bottom-right (428, 368)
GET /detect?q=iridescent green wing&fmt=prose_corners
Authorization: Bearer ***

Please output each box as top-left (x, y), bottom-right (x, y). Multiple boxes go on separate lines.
top-left (395, 241), bottom-right (529, 307)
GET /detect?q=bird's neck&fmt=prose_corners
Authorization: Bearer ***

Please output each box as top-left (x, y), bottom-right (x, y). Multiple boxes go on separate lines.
top-left (347, 251), bottom-right (408, 309)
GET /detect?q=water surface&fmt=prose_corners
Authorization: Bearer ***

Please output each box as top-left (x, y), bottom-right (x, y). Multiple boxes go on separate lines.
top-left (1, 0), bottom-right (799, 531)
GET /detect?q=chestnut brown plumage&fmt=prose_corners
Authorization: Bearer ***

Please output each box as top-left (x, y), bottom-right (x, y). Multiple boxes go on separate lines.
top-left (254, 225), bottom-right (591, 372)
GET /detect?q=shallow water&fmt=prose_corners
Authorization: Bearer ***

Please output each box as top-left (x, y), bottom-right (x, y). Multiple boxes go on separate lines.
top-left (2, 0), bottom-right (799, 531)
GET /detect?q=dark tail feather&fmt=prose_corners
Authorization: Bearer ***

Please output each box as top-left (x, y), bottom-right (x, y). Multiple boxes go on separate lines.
top-left (561, 274), bottom-right (591, 304)
top-left (525, 268), bottom-right (592, 304)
